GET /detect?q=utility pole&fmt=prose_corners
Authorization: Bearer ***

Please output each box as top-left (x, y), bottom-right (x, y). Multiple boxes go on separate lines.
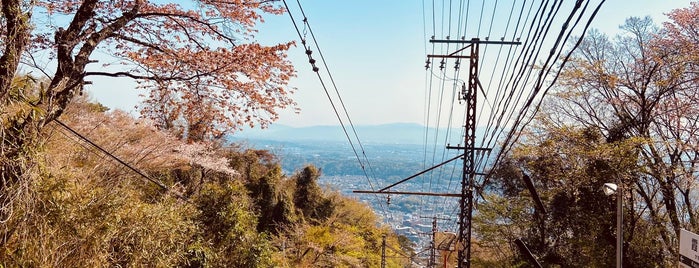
top-left (428, 38), bottom-right (520, 268)
top-left (381, 234), bottom-right (387, 268)
top-left (420, 216), bottom-right (451, 268)
top-left (430, 217), bottom-right (437, 268)
top-left (354, 37), bottom-right (520, 268)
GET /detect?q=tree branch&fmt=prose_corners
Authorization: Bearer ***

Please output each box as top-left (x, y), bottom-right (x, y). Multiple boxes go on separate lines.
top-left (138, 12), bottom-right (237, 45)
top-left (112, 33), bottom-right (166, 53)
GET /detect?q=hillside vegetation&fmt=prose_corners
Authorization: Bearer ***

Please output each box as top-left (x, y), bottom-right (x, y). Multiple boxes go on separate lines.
top-left (0, 95), bottom-right (412, 267)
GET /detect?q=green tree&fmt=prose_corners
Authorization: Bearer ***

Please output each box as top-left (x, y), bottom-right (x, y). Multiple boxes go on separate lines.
top-left (479, 8), bottom-right (699, 266)
top-left (477, 125), bottom-right (632, 267)
top-left (293, 166), bottom-right (335, 222)
top-left (228, 148), bottom-right (297, 233)
top-left (190, 180), bottom-right (273, 267)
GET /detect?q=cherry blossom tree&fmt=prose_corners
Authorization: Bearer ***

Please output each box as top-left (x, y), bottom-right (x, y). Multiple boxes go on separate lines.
top-left (0, 0), bottom-right (295, 182)
top-left (0, 0), bottom-right (296, 224)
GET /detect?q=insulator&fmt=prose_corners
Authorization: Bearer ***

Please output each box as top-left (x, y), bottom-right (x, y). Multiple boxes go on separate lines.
top-left (312, 66), bottom-right (319, 72)
top-left (461, 83), bottom-right (467, 99)
top-left (439, 60), bottom-right (445, 70)
top-left (309, 58), bottom-right (316, 64)
top-left (425, 59), bottom-right (430, 70)
top-left (305, 49), bottom-right (312, 55)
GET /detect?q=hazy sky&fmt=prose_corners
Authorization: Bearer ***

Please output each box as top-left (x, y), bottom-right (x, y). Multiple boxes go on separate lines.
top-left (86, 0), bottom-right (695, 127)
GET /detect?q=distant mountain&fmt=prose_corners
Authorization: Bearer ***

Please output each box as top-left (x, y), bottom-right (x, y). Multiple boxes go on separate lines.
top-left (231, 123), bottom-right (447, 145)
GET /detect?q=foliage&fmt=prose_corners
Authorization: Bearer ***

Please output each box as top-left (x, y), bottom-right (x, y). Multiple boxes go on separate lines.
top-left (478, 4), bottom-right (699, 266)
top-left (19, 0), bottom-right (295, 141)
top-left (275, 190), bottom-right (408, 268)
top-left (0, 3), bottom-right (299, 262)
top-left (476, 124), bottom-right (644, 267)
top-left (293, 166), bottom-right (335, 222)
top-left (1, 0), bottom-right (297, 224)
top-left (0, 95), bottom-right (409, 266)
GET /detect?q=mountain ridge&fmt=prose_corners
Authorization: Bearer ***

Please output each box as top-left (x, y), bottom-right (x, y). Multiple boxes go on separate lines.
top-left (232, 122), bottom-right (437, 144)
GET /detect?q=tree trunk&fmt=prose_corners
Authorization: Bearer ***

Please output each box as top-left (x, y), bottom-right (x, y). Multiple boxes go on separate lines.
top-left (0, 0), bottom-right (31, 99)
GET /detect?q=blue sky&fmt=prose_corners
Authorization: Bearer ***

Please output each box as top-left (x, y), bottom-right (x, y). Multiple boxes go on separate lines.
top-left (87, 0), bottom-right (695, 127)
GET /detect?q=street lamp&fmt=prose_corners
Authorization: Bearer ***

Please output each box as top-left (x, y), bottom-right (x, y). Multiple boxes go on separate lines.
top-left (602, 182), bottom-right (622, 268)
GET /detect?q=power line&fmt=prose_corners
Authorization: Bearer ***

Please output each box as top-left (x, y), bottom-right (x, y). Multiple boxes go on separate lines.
top-left (282, 0), bottom-right (387, 214)
top-left (52, 119), bottom-right (188, 201)
top-left (491, 0), bottom-right (606, 172)
top-left (412, 0), bottom-right (608, 264)
top-left (292, 0), bottom-right (382, 197)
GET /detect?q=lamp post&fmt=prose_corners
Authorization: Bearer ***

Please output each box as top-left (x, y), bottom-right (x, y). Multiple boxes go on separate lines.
top-left (602, 182), bottom-right (622, 268)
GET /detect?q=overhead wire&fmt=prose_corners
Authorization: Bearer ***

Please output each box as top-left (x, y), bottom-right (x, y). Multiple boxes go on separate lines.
top-left (475, 0), bottom-right (563, 199)
top-left (433, 1), bottom-right (500, 222)
top-left (430, 0), bottom-right (471, 220)
top-left (421, 0), bottom-right (460, 234)
top-left (477, 0), bottom-right (486, 36)
top-left (483, 0), bottom-right (553, 150)
top-left (292, 0), bottom-right (383, 196)
top-left (427, 65), bottom-right (463, 216)
top-left (471, 1), bottom-right (524, 184)
top-left (477, 0), bottom-right (604, 194)
top-left (419, 0), bottom-right (448, 227)
top-left (479, 0), bottom-right (518, 116)
top-left (483, 0), bottom-right (561, 160)
top-left (281, 0), bottom-right (387, 214)
top-left (282, 0), bottom-right (609, 246)
top-left (419, 0), bottom-right (439, 222)
top-left (499, 0), bottom-right (564, 125)
top-left (425, 0), bottom-right (470, 229)
top-left (418, 0), bottom-right (608, 235)
top-left (52, 119), bottom-right (188, 202)
top-left (491, 0), bottom-right (605, 172)
top-left (467, 0), bottom-right (517, 190)
top-left (481, 0), bottom-right (534, 145)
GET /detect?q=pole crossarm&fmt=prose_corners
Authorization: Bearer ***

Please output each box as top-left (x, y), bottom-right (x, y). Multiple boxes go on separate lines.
top-left (446, 145), bottom-right (492, 151)
top-left (375, 153), bottom-right (465, 192)
top-left (428, 42), bottom-right (473, 59)
top-left (353, 190), bottom-right (462, 198)
top-left (427, 54), bottom-right (471, 59)
top-left (429, 39), bottom-right (522, 45)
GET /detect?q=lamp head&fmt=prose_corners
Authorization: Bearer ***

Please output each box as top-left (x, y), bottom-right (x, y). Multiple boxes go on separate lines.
top-left (602, 183), bottom-right (618, 196)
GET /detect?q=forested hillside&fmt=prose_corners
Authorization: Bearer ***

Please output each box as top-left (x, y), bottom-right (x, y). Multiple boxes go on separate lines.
top-left (4, 0), bottom-right (699, 267)
top-left (0, 1), bottom-right (414, 266)
top-left (0, 95), bottom-right (412, 267)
